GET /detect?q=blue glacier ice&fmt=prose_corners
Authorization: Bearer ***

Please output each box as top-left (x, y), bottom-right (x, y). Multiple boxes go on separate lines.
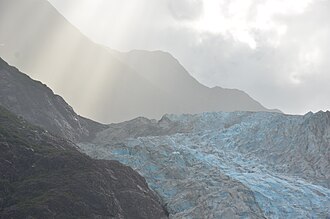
top-left (79, 111), bottom-right (330, 218)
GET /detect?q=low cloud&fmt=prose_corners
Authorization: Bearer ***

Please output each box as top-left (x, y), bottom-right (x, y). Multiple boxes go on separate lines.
top-left (167, 0), bottom-right (203, 20)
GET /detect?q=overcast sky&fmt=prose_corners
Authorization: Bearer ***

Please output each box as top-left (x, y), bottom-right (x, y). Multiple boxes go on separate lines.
top-left (47, 0), bottom-right (330, 114)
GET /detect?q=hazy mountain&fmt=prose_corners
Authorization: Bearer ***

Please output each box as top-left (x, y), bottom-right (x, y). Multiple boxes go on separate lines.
top-left (80, 111), bottom-right (330, 218)
top-left (0, 105), bottom-right (168, 218)
top-left (111, 49), bottom-right (276, 115)
top-left (0, 57), bottom-right (106, 142)
top-left (0, 0), bottom-right (278, 123)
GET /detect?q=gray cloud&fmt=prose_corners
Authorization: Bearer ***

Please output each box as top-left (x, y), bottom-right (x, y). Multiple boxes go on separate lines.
top-left (160, 0), bottom-right (330, 114)
top-left (167, 0), bottom-right (203, 20)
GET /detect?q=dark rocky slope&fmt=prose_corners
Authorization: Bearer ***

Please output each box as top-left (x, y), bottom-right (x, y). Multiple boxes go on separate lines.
top-left (0, 0), bottom-right (278, 123)
top-left (0, 106), bottom-right (168, 219)
top-left (0, 57), bottom-right (106, 142)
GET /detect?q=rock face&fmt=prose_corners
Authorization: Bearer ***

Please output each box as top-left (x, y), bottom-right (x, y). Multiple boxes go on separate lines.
top-left (0, 57), bottom-right (106, 142)
top-left (79, 111), bottom-right (330, 218)
top-left (0, 0), bottom-right (278, 123)
top-left (0, 106), bottom-right (168, 219)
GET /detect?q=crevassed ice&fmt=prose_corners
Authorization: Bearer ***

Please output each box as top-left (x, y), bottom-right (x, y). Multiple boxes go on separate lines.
top-left (79, 111), bottom-right (330, 219)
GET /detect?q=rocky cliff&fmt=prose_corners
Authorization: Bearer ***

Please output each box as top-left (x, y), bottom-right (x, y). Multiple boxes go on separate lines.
top-left (0, 106), bottom-right (168, 218)
top-left (0, 57), bottom-right (106, 142)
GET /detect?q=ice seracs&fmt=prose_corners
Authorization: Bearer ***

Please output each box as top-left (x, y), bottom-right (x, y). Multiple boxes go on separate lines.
top-left (79, 111), bottom-right (330, 218)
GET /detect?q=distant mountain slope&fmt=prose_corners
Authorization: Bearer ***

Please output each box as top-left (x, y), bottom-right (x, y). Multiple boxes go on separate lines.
top-left (0, 57), bottom-right (106, 142)
top-left (0, 0), bottom-right (278, 123)
top-left (112, 50), bottom-right (279, 113)
top-left (80, 111), bottom-right (330, 218)
top-left (0, 106), bottom-right (168, 218)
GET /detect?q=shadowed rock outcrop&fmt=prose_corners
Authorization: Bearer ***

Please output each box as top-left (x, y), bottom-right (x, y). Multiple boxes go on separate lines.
top-left (0, 106), bottom-right (168, 219)
top-left (0, 57), bottom-right (106, 142)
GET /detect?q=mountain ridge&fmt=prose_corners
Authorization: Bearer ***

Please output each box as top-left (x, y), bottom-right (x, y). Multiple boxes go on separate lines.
top-left (0, 57), bottom-right (107, 142)
top-left (0, 0), bottom-right (279, 123)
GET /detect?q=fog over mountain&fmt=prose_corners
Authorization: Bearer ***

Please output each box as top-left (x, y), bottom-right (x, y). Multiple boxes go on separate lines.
top-left (47, 0), bottom-right (330, 115)
top-left (0, 0), bottom-right (278, 123)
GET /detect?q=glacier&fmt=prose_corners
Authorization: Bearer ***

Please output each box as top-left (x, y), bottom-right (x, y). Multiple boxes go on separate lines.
top-left (79, 111), bottom-right (330, 218)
